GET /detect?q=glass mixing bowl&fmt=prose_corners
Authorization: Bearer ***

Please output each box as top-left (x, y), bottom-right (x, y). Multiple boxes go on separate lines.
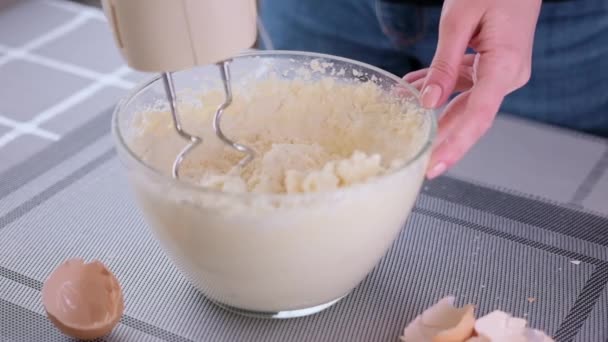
top-left (112, 51), bottom-right (436, 319)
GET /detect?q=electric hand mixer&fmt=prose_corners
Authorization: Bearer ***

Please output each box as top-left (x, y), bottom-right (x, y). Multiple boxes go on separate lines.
top-left (101, 0), bottom-right (257, 178)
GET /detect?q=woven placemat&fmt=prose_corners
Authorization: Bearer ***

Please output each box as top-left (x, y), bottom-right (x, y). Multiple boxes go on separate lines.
top-left (1, 107), bottom-right (607, 342)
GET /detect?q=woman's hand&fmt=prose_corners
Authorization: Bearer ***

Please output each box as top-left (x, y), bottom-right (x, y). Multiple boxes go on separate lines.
top-left (404, 0), bottom-right (542, 179)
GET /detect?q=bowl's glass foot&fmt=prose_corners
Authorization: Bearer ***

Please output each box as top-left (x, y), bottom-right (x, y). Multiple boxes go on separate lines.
top-left (210, 295), bottom-right (346, 319)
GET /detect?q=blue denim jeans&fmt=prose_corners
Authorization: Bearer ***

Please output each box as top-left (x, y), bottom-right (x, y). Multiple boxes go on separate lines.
top-left (259, 0), bottom-right (608, 137)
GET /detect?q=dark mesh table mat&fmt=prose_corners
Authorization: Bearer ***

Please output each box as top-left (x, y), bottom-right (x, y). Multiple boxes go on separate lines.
top-left (1, 108), bottom-right (607, 342)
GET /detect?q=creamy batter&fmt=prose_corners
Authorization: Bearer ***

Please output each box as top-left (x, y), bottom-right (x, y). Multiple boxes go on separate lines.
top-left (130, 77), bottom-right (426, 194)
top-left (125, 72), bottom-right (432, 312)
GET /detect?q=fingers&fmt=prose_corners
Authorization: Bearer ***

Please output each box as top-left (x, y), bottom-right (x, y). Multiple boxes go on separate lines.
top-left (412, 79), bottom-right (424, 91)
top-left (404, 54), bottom-right (477, 83)
top-left (429, 90), bottom-right (471, 150)
top-left (403, 68), bottom-right (428, 84)
top-left (426, 54), bottom-right (509, 179)
top-left (405, 54), bottom-right (478, 93)
top-left (411, 65), bottom-right (475, 93)
top-left (420, 6), bottom-right (481, 109)
top-left (426, 85), bottom-right (503, 179)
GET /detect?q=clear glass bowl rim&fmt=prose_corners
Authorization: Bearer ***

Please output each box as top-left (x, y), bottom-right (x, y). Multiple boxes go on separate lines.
top-left (111, 50), bottom-right (437, 200)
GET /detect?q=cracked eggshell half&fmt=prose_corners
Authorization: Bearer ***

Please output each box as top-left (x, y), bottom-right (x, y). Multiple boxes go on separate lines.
top-left (42, 258), bottom-right (124, 340)
top-left (400, 296), bottom-right (476, 342)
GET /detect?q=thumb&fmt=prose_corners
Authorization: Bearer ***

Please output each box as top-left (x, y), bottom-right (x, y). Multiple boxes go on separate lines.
top-left (421, 5), bottom-right (480, 109)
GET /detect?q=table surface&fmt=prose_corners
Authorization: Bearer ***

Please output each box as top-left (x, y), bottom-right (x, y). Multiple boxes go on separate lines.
top-left (0, 1), bottom-right (607, 341)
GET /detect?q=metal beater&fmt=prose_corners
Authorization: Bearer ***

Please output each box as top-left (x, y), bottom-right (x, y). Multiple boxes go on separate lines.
top-left (160, 61), bottom-right (255, 178)
top-left (101, 0), bottom-right (258, 179)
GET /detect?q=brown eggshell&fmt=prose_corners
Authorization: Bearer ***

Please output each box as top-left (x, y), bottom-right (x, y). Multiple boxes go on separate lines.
top-left (42, 258), bottom-right (124, 340)
top-left (400, 296), bottom-right (476, 342)
top-left (433, 304), bottom-right (476, 342)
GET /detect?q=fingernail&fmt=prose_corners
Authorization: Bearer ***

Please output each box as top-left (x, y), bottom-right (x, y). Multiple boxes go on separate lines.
top-left (421, 84), bottom-right (442, 109)
top-left (427, 162), bottom-right (447, 179)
